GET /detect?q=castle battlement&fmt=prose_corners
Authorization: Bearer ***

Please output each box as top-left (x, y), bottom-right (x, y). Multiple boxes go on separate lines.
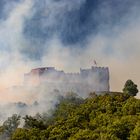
top-left (24, 66), bottom-right (110, 96)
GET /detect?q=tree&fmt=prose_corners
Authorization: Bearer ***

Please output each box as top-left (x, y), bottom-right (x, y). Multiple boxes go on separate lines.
top-left (23, 115), bottom-right (46, 129)
top-left (11, 128), bottom-right (29, 140)
top-left (123, 80), bottom-right (138, 96)
top-left (2, 114), bottom-right (21, 138)
top-left (4, 93), bottom-right (140, 139)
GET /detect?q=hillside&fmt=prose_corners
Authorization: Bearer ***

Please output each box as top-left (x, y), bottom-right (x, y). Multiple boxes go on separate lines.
top-left (1, 92), bottom-right (140, 140)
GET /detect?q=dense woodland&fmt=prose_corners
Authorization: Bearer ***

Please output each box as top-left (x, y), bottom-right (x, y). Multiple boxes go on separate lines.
top-left (0, 80), bottom-right (140, 140)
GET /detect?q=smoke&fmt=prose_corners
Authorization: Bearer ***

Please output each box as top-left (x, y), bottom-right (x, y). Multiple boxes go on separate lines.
top-left (0, 0), bottom-right (33, 87)
top-left (0, 0), bottom-right (139, 124)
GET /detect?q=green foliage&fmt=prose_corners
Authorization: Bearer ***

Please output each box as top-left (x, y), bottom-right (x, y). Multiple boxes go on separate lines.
top-left (51, 92), bottom-right (84, 122)
top-left (4, 92), bottom-right (140, 140)
top-left (129, 122), bottom-right (140, 140)
top-left (107, 116), bottom-right (137, 140)
top-left (123, 80), bottom-right (138, 96)
top-left (23, 115), bottom-right (46, 129)
top-left (11, 128), bottom-right (29, 140)
top-left (69, 129), bottom-right (98, 140)
top-left (2, 114), bottom-right (20, 138)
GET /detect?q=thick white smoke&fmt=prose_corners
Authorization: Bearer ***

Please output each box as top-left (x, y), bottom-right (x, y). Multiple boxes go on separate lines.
top-left (0, 0), bottom-right (139, 124)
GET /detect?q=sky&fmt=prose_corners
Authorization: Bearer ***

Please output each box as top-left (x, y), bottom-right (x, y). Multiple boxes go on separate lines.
top-left (0, 0), bottom-right (140, 98)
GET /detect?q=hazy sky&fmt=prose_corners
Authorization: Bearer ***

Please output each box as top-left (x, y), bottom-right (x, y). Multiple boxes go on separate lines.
top-left (0, 0), bottom-right (140, 96)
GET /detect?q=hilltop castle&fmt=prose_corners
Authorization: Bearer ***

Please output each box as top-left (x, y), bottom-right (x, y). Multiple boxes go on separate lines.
top-left (24, 66), bottom-right (110, 96)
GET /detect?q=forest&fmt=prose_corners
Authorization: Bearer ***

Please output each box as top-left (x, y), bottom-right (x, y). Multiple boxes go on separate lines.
top-left (0, 80), bottom-right (140, 140)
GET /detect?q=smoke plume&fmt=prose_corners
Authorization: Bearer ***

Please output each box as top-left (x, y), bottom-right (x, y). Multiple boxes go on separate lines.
top-left (0, 0), bottom-right (140, 123)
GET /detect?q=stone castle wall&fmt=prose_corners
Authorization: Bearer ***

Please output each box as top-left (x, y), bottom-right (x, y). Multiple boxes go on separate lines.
top-left (24, 66), bottom-right (110, 96)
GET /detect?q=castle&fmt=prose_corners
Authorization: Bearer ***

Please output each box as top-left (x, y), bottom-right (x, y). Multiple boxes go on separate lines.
top-left (24, 66), bottom-right (110, 96)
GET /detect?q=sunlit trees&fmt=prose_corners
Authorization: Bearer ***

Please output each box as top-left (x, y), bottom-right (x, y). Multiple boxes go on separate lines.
top-left (11, 128), bottom-right (28, 140)
top-left (1, 91), bottom-right (140, 140)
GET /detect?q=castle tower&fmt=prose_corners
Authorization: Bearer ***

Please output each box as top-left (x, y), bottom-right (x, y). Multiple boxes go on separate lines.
top-left (24, 66), bottom-right (110, 95)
